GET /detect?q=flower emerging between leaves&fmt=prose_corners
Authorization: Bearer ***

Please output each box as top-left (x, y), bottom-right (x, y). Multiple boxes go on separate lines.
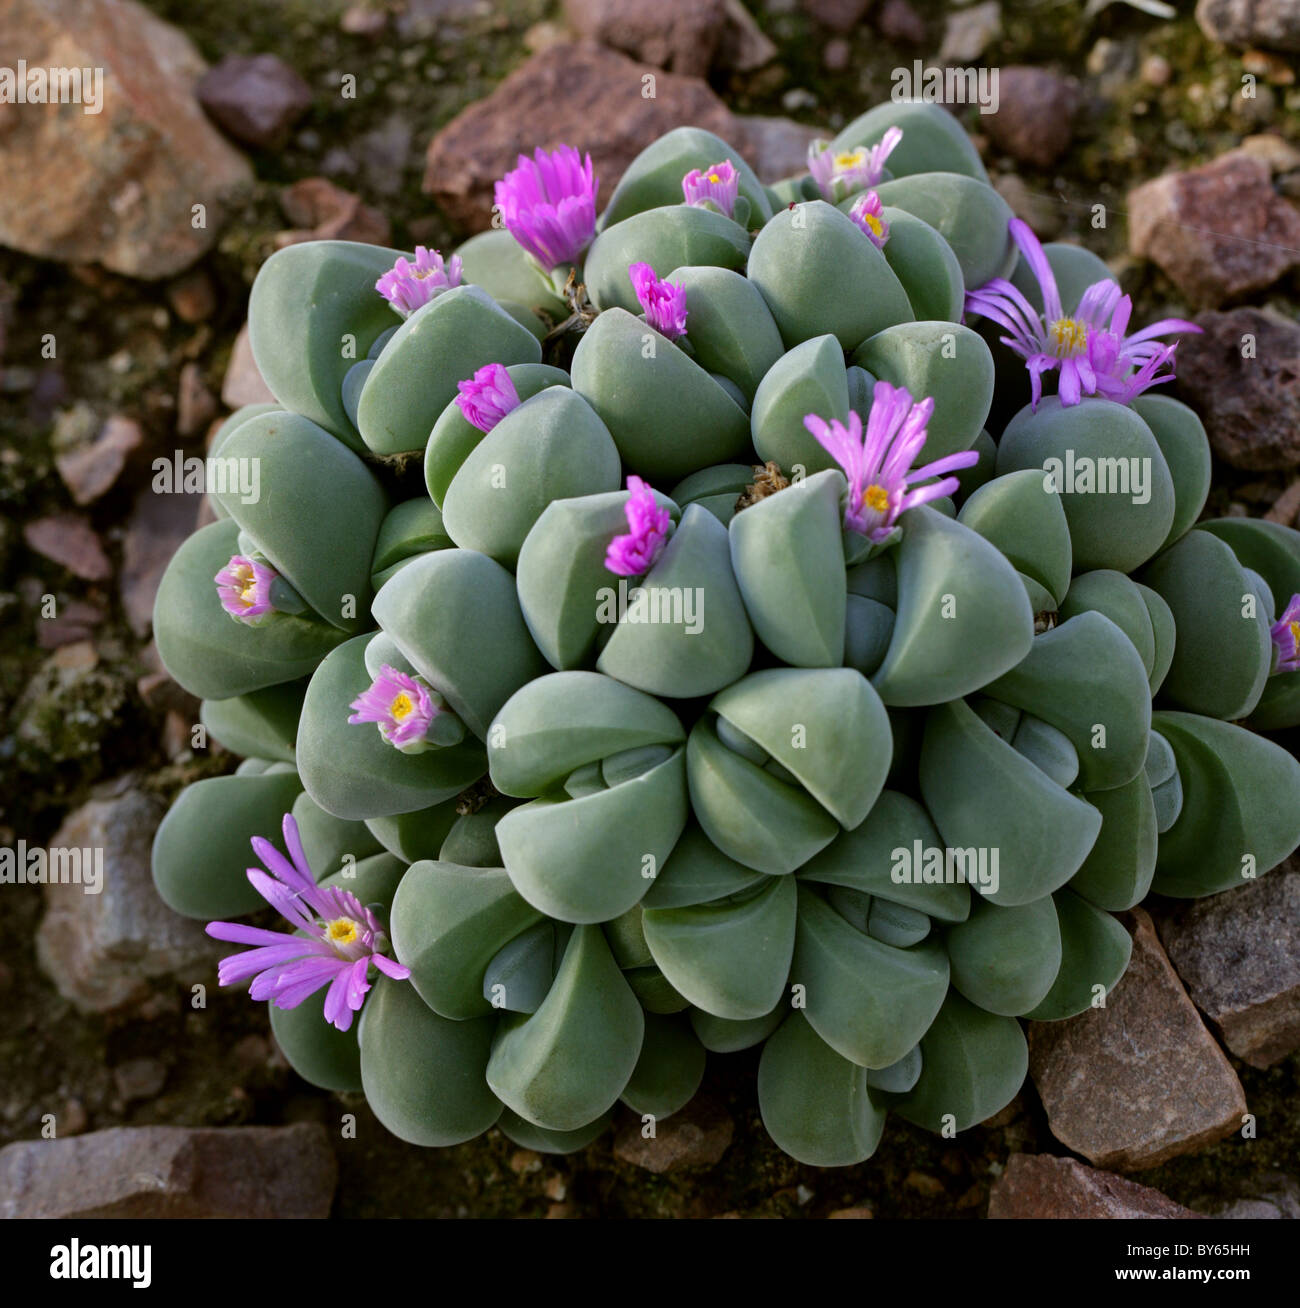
top-left (348, 664), bottom-right (441, 751)
top-left (804, 381), bottom-right (979, 541)
top-left (807, 127), bottom-right (902, 202)
top-left (215, 555), bottom-right (278, 623)
top-left (455, 362), bottom-right (521, 432)
top-left (494, 144), bottom-right (598, 271)
top-left (1271, 594), bottom-right (1300, 674)
top-left (629, 262), bottom-right (688, 341)
top-left (206, 814), bottom-right (410, 1033)
top-left (606, 475), bottom-right (671, 576)
top-left (848, 190), bottom-right (889, 248)
top-left (682, 160), bottom-right (739, 218)
top-left (964, 218), bottom-right (1200, 410)
top-left (375, 246), bottom-right (463, 316)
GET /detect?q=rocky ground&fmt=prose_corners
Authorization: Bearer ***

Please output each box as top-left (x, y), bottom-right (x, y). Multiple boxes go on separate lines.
top-left (1, 0), bottom-right (1299, 1219)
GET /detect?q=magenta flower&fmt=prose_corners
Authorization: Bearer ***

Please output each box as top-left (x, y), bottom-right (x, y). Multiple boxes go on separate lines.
top-left (629, 262), bottom-right (688, 342)
top-left (807, 127), bottom-right (902, 202)
top-left (964, 219), bottom-right (1200, 409)
top-left (804, 382), bottom-right (980, 541)
top-left (682, 160), bottom-right (740, 219)
top-left (606, 475), bottom-right (672, 576)
top-left (848, 190), bottom-right (890, 249)
top-left (494, 145), bottom-right (598, 271)
top-left (375, 246), bottom-right (464, 316)
top-left (455, 362), bottom-right (521, 432)
top-left (206, 814), bottom-right (410, 1033)
top-left (215, 555), bottom-right (277, 623)
top-left (348, 664), bottom-right (441, 751)
top-left (1271, 595), bottom-right (1300, 674)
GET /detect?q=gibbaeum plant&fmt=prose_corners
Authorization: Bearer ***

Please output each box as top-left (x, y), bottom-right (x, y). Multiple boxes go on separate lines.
top-left (150, 100), bottom-right (1300, 1167)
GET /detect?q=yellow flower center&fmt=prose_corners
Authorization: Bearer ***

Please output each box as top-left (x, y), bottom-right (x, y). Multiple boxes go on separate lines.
top-left (864, 484), bottom-right (890, 513)
top-left (390, 692), bottom-right (414, 720)
top-left (834, 149), bottom-right (865, 172)
top-left (707, 172), bottom-right (721, 183)
top-left (864, 212), bottom-right (883, 237)
top-left (1049, 317), bottom-right (1088, 357)
top-left (326, 917), bottom-right (360, 946)
top-left (1290, 621), bottom-right (1300, 646)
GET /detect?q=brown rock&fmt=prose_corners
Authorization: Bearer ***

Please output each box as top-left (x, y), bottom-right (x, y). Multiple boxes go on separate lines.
top-left (717, 0), bottom-right (778, 72)
top-left (989, 1154), bottom-right (1202, 1219)
top-left (939, 1), bottom-right (1001, 63)
top-left (985, 67), bottom-right (1080, 169)
top-left (827, 1205), bottom-right (874, 1218)
top-left (801, 0), bottom-right (871, 33)
top-left (0, 1123), bottom-right (336, 1218)
top-left (23, 515), bottom-right (111, 581)
top-left (612, 1096), bottom-right (733, 1173)
top-left (277, 176), bottom-right (391, 247)
top-left (166, 270), bottom-right (217, 324)
top-left (1128, 150), bottom-right (1300, 307)
top-left (54, 414), bottom-right (142, 505)
top-left (176, 362), bottom-right (216, 439)
top-left (823, 37), bottom-right (851, 71)
top-left (34, 792), bottom-right (220, 1013)
top-left (196, 53), bottom-right (312, 150)
top-left (563, 0), bottom-right (728, 76)
top-left (423, 42), bottom-right (736, 231)
top-left (112, 1057), bottom-right (167, 1103)
top-left (732, 115), bottom-right (823, 183)
top-left (875, 0), bottom-right (927, 44)
top-left (119, 485), bottom-right (204, 636)
top-left (1153, 861), bottom-right (1300, 1068)
top-left (1196, 0), bottom-right (1300, 52)
top-left (36, 599), bottom-right (106, 650)
top-left (1028, 908), bottom-right (1247, 1172)
top-left (136, 667), bottom-right (199, 718)
top-left (221, 322), bottom-right (277, 409)
top-left (994, 173), bottom-right (1064, 239)
top-left (1174, 307), bottom-right (1300, 471)
top-left (0, 0), bottom-right (253, 278)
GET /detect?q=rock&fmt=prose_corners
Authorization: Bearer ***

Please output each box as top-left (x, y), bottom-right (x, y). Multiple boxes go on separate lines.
top-left (1141, 53), bottom-right (1173, 86)
top-left (1153, 861), bottom-right (1300, 1068)
top-left (136, 667), bottom-right (198, 718)
top-left (524, 21), bottom-right (569, 54)
top-left (166, 270), bottom-right (217, 325)
top-left (54, 414), bottom-right (142, 505)
top-left (1174, 307), bottom-right (1300, 471)
top-left (939, 1), bottom-right (1001, 64)
top-left (341, 5), bottom-right (388, 37)
top-left (563, 0), bottom-right (728, 76)
top-left (196, 53), bottom-right (313, 150)
top-left (1242, 46), bottom-right (1296, 84)
top-left (1028, 908), bottom-right (1247, 1172)
top-left (221, 322), bottom-right (277, 409)
top-left (717, 0), bottom-right (778, 72)
top-left (994, 173), bottom-right (1064, 239)
top-left (1214, 1175), bottom-right (1300, 1219)
top-left (823, 37), bottom-right (851, 71)
top-left (36, 599), bottom-right (105, 650)
top-left (119, 486), bottom-right (205, 636)
top-left (801, 0), bottom-right (871, 32)
top-left (1239, 132), bottom-right (1300, 174)
top-left (828, 1205), bottom-right (874, 1218)
top-left (984, 67), bottom-right (1080, 168)
top-left (989, 1154), bottom-right (1202, 1219)
top-left (875, 0), bottom-right (927, 44)
top-left (277, 177), bottom-right (391, 247)
top-left (0, 0), bottom-right (253, 278)
top-left (423, 42), bottom-right (736, 231)
top-left (112, 1057), bottom-right (167, 1103)
top-left (732, 115), bottom-right (823, 183)
top-left (0, 1123), bottom-right (336, 1218)
top-left (34, 792), bottom-right (220, 1013)
top-left (612, 1097), bottom-right (734, 1172)
top-left (1127, 150), bottom-right (1300, 307)
top-left (176, 363), bottom-right (217, 439)
top-left (355, 116), bottom-right (414, 198)
top-left (1196, 0), bottom-right (1300, 53)
top-left (23, 515), bottom-right (111, 581)
top-left (1264, 477), bottom-right (1300, 525)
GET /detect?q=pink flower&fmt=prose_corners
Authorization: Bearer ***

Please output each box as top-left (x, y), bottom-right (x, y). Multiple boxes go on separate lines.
top-left (682, 160), bottom-right (740, 218)
top-left (215, 555), bottom-right (277, 623)
top-left (605, 475), bottom-right (671, 576)
top-left (494, 145), bottom-right (598, 270)
top-left (1271, 594), bottom-right (1300, 674)
top-left (805, 381), bottom-right (979, 541)
top-left (807, 127), bottom-right (902, 202)
top-left (629, 262), bottom-right (688, 342)
top-left (848, 190), bottom-right (889, 248)
top-left (455, 362), bottom-right (521, 432)
top-left (375, 246), bottom-right (463, 316)
top-left (206, 814), bottom-right (410, 1033)
top-left (965, 219), bottom-right (1200, 409)
top-left (347, 664), bottom-right (440, 751)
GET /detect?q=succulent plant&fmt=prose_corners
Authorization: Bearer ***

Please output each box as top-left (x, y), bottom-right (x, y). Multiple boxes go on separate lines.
top-left (152, 101), bottom-right (1300, 1170)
